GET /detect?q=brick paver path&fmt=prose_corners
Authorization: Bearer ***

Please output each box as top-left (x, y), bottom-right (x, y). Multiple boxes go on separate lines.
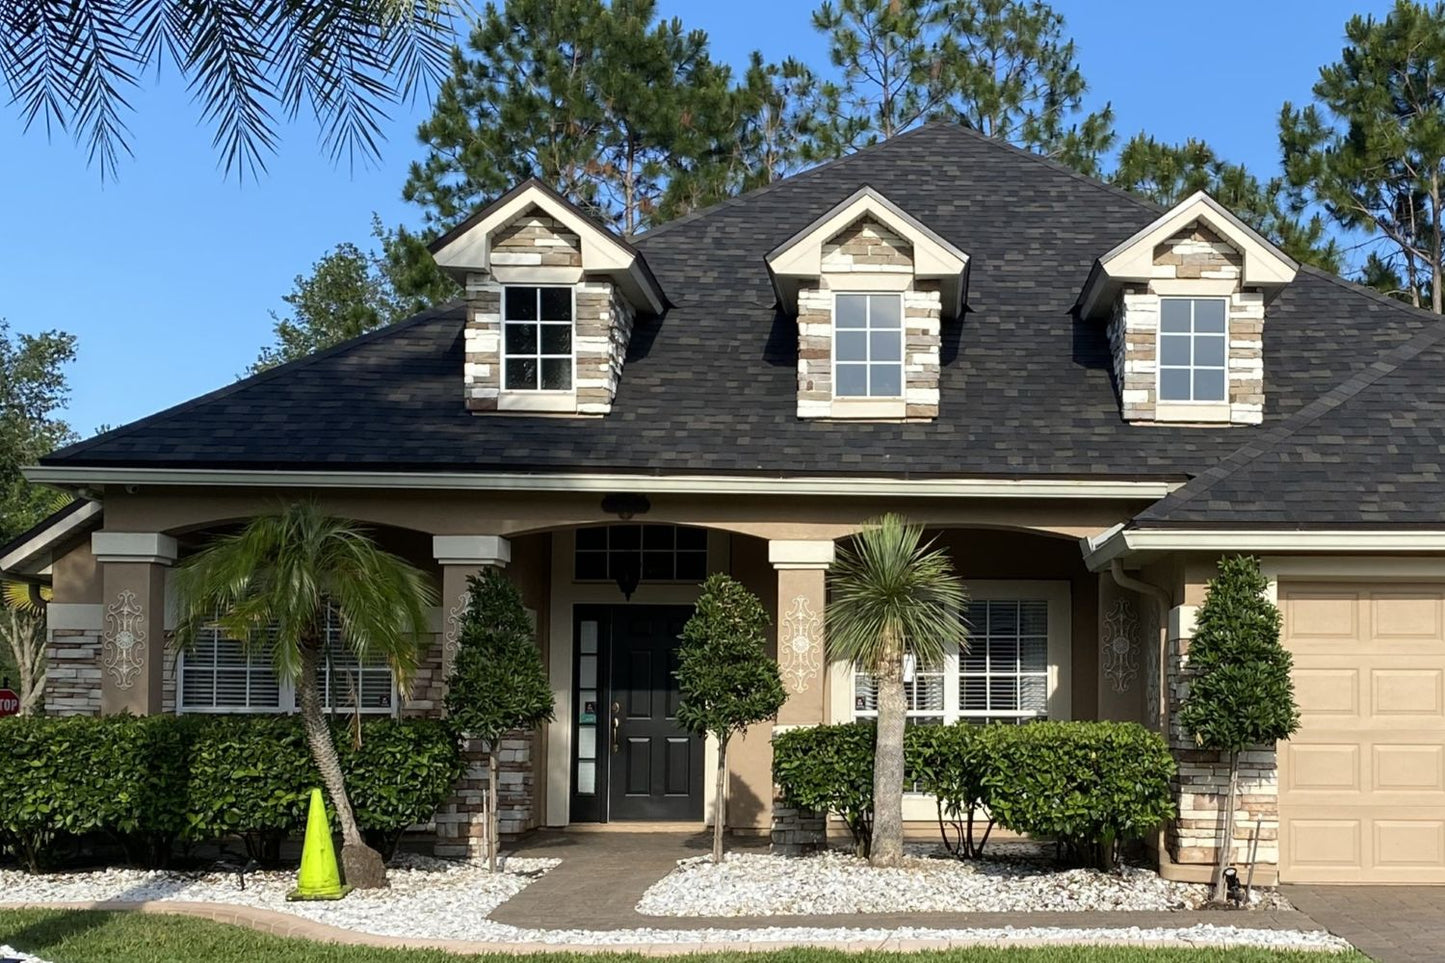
top-left (1283, 885), bottom-right (1445, 963)
top-left (492, 830), bottom-right (1321, 934)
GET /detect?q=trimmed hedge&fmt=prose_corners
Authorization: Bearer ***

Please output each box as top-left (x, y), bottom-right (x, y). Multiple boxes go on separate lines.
top-left (0, 715), bottom-right (463, 871)
top-left (773, 720), bottom-right (1176, 867)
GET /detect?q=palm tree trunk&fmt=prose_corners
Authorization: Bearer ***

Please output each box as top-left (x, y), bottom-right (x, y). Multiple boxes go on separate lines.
top-left (298, 641), bottom-right (387, 888)
top-left (871, 663), bottom-right (907, 867)
top-left (713, 735), bottom-right (729, 863)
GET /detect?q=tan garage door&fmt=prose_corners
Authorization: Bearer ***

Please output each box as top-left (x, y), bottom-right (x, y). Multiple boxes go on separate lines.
top-left (1279, 582), bottom-right (1445, 883)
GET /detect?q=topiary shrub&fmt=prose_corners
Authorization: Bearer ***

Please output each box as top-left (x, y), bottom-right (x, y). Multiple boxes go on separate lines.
top-left (981, 720), bottom-right (1176, 869)
top-left (338, 717), bottom-right (464, 860)
top-left (772, 722), bottom-right (877, 855)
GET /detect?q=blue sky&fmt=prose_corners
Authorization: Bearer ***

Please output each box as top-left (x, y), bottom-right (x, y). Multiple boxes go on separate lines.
top-left (0, 0), bottom-right (1392, 437)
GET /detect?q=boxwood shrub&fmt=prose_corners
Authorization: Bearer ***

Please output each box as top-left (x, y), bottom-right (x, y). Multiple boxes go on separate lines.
top-left (772, 719), bottom-right (1176, 867)
top-left (0, 714), bottom-right (463, 871)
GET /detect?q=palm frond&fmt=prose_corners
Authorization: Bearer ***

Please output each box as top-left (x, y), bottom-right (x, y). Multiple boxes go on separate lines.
top-left (826, 513), bottom-right (968, 674)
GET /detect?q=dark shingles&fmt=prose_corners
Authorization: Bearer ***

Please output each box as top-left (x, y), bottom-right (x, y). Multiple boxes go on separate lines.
top-left (38, 125), bottom-right (1444, 509)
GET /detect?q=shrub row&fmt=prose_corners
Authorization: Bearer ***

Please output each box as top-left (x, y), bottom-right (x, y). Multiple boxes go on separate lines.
top-left (0, 715), bottom-right (464, 871)
top-left (772, 720), bottom-right (1176, 867)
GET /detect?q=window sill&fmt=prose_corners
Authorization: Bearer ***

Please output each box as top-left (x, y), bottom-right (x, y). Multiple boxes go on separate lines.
top-left (1152, 402), bottom-right (1231, 423)
top-left (820, 398), bottom-right (907, 419)
top-left (498, 391), bottom-right (578, 413)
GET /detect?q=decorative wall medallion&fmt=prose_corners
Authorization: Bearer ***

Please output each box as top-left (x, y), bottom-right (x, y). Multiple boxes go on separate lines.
top-left (1102, 597), bottom-right (1139, 694)
top-left (443, 589), bottom-right (469, 657)
top-left (779, 594), bottom-right (822, 693)
top-left (103, 590), bottom-right (146, 689)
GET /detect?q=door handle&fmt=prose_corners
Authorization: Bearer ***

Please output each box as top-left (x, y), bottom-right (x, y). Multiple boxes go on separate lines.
top-left (611, 702), bottom-right (622, 754)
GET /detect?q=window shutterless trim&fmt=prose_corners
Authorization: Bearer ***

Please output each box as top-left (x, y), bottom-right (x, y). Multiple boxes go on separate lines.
top-left (832, 291), bottom-right (905, 400)
top-left (1157, 296), bottom-right (1228, 404)
top-left (501, 284), bottom-right (577, 394)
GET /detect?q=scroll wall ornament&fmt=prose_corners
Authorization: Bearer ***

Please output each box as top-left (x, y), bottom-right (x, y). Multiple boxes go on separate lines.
top-left (443, 590), bottom-right (469, 656)
top-left (779, 594), bottom-right (823, 693)
top-left (1102, 597), bottom-right (1140, 694)
top-left (103, 590), bottom-right (146, 689)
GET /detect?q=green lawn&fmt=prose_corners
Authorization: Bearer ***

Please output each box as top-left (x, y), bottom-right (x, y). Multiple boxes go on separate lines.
top-left (0, 910), bottom-right (1363, 963)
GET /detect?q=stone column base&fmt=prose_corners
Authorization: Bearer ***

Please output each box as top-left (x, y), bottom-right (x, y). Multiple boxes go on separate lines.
top-left (770, 803), bottom-right (826, 856)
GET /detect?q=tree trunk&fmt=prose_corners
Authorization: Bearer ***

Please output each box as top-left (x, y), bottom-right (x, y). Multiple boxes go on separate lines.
top-left (713, 735), bottom-right (729, 863)
top-left (297, 642), bottom-right (387, 889)
top-left (1212, 749), bottom-right (1240, 903)
top-left (488, 747), bottom-right (500, 873)
top-left (1432, 171), bottom-right (1442, 314)
top-left (870, 661), bottom-right (907, 867)
top-left (6, 609), bottom-right (45, 715)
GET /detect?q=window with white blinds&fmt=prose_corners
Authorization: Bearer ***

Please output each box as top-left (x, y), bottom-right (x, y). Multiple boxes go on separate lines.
top-left (851, 594), bottom-right (1063, 727)
top-left (179, 606), bottom-right (395, 714)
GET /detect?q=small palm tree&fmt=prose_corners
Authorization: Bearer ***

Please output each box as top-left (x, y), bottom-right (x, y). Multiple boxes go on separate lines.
top-left (828, 513), bottom-right (967, 867)
top-left (173, 502), bottom-right (436, 888)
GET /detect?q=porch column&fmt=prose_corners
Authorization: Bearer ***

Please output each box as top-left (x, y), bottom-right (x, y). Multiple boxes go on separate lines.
top-left (92, 532), bottom-right (177, 716)
top-left (432, 534), bottom-right (511, 860)
top-left (766, 539), bottom-right (834, 854)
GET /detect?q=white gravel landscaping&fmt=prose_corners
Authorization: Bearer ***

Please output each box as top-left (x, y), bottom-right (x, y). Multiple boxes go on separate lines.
top-left (637, 849), bottom-right (1289, 917)
top-left (1, 946), bottom-right (54, 963)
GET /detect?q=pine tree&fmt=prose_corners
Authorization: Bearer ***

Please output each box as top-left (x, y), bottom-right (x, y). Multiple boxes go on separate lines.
top-left (1111, 134), bottom-right (1343, 273)
top-left (1281, 1), bottom-right (1445, 312)
top-left (445, 569), bottom-right (555, 872)
top-left (808, 0), bottom-right (1114, 174)
top-left (1178, 555), bottom-right (1299, 902)
top-left (676, 574), bottom-right (787, 863)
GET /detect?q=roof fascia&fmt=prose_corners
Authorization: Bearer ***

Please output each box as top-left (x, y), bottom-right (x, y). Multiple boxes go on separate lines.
top-left (0, 499), bottom-right (103, 576)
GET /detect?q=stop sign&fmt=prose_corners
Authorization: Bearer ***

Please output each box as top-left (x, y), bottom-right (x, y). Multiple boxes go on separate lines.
top-left (0, 688), bottom-right (18, 717)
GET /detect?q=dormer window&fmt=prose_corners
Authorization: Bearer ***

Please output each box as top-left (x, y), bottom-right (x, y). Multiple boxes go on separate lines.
top-left (1078, 191), bottom-right (1298, 426)
top-left (1158, 297), bottom-right (1227, 403)
top-left (504, 285), bottom-right (574, 392)
top-left (835, 293), bottom-right (903, 398)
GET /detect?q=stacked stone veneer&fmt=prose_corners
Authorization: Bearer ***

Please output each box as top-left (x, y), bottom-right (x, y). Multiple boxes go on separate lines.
top-left (462, 206), bottom-right (633, 415)
top-left (433, 729), bottom-right (539, 858)
top-left (771, 795), bottom-right (827, 856)
top-left (1165, 617), bottom-right (1279, 873)
top-left (45, 630), bottom-right (102, 715)
top-left (796, 217), bottom-right (942, 420)
top-left (1108, 222), bottom-right (1266, 425)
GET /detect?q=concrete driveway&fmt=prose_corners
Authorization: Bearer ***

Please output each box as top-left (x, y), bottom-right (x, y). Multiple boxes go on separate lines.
top-left (1284, 885), bottom-right (1445, 962)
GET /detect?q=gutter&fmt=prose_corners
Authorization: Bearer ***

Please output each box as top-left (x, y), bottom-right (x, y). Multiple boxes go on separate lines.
top-left (1082, 525), bottom-right (1445, 571)
top-left (24, 466), bottom-right (1179, 501)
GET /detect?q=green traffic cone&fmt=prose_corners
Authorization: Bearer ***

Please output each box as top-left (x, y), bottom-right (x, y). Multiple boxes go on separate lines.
top-left (287, 788), bottom-right (352, 901)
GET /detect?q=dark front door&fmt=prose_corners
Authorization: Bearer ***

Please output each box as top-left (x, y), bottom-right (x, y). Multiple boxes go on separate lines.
top-left (570, 605), bottom-right (703, 822)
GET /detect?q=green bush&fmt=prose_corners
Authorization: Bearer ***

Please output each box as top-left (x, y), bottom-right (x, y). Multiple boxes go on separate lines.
top-left (772, 722), bottom-right (876, 855)
top-left (0, 715), bottom-right (463, 871)
top-left (772, 719), bottom-right (1176, 867)
top-left (981, 721), bottom-right (1176, 868)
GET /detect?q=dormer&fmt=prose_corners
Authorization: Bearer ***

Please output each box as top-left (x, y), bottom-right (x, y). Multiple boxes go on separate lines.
top-left (1078, 191), bottom-right (1298, 426)
top-left (767, 187), bottom-right (969, 421)
top-left (429, 180), bottom-right (665, 415)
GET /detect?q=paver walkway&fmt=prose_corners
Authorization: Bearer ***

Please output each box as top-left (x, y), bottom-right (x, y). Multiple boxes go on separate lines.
top-left (1283, 885), bottom-right (1445, 963)
top-left (492, 830), bottom-right (1320, 934)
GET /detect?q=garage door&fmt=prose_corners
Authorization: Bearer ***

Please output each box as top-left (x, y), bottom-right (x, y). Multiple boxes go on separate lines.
top-left (1279, 583), bottom-right (1445, 883)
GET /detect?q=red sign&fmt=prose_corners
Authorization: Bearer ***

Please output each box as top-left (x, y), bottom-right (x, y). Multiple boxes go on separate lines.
top-left (0, 688), bottom-right (19, 717)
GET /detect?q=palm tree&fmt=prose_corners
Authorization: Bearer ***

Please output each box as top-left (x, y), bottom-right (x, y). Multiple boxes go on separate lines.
top-left (827, 513), bottom-right (967, 867)
top-left (172, 502), bottom-right (436, 888)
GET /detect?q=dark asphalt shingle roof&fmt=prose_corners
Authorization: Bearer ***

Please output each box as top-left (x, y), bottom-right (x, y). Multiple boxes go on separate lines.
top-left (41, 125), bottom-right (1445, 512)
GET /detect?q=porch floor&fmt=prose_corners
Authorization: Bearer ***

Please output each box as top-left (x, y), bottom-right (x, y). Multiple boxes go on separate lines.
top-left (492, 830), bottom-right (1321, 934)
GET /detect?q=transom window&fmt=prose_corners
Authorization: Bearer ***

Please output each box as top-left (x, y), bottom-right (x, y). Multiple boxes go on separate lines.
top-left (1158, 297), bottom-right (1227, 402)
top-left (503, 285), bottom-right (574, 392)
top-left (574, 524), bottom-right (708, 582)
top-left (834, 293), bottom-right (903, 398)
top-left (853, 599), bottom-right (1052, 726)
top-left (179, 606), bottom-right (394, 714)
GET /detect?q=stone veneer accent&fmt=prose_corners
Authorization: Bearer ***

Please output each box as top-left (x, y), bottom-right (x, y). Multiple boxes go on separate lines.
top-left (1165, 622), bottom-right (1279, 874)
top-left (770, 797), bottom-right (827, 856)
top-left (796, 217), bottom-right (942, 420)
top-left (462, 207), bottom-right (633, 415)
top-left (44, 630), bottom-right (103, 715)
top-left (1108, 222), bottom-right (1265, 425)
top-left (433, 730), bottom-right (539, 858)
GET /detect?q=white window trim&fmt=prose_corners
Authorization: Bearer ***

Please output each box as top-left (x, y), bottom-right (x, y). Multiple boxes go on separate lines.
top-left (500, 284), bottom-right (577, 399)
top-left (1156, 296), bottom-right (1229, 406)
top-left (832, 291), bottom-right (904, 401)
top-left (827, 580), bottom-right (1071, 821)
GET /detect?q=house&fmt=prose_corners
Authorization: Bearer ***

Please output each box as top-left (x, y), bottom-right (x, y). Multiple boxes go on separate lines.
top-left (7, 123), bottom-right (1445, 886)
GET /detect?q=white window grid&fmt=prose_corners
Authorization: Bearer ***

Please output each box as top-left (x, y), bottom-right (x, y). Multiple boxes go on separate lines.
top-left (833, 292), bottom-right (904, 399)
top-left (502, 285), bottom-right (576, 393)
top-left (852, 599), bottom-right (1050, 727)
top-left (1157, 297), bottom-right (1228, 403)
top-left (178, 605), bottom-right (396, 714)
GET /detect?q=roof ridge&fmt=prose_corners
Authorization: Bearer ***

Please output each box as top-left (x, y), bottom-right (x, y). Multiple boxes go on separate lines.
top-left (43, 304), bottom-right (465, 464)
top-left (1136, 313), bottom-right (1445, 524)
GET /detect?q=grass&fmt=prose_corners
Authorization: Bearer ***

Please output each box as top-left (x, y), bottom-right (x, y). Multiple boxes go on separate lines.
top-left (0, 910), bottom-right (1365, 963)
